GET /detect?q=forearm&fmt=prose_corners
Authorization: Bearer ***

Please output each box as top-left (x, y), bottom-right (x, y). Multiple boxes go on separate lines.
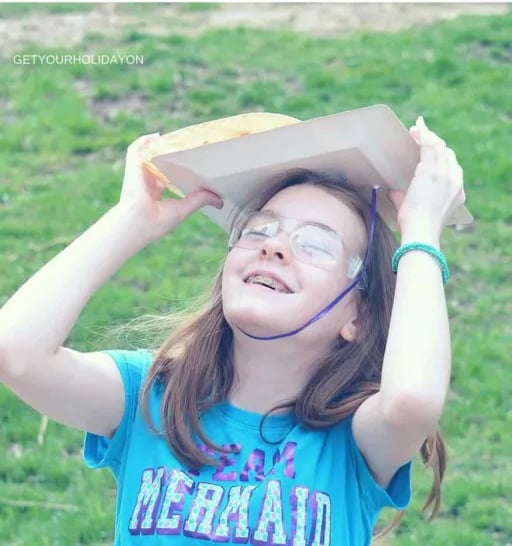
top-left (380, 227), bottom-right (451, 420)
top-left (0, 203), bottom-right (151, 372)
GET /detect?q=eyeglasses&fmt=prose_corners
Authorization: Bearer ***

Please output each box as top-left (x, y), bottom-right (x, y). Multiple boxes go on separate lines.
top-left (228, 210), bottom-right (363, 277)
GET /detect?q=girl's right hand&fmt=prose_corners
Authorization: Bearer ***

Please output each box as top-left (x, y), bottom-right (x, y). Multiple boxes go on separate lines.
top-left (118, 133), bottom-right (224, 242)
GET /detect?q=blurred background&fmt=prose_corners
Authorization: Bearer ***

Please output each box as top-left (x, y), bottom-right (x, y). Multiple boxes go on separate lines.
top-left (0, 3), bottom-right (511, 545)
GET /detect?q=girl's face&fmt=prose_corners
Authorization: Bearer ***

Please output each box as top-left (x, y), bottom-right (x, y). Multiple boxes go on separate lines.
top-left (221, 184), bottom-right (367, 343)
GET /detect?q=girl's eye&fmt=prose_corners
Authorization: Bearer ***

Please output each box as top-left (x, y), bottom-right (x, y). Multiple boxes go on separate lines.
top-left (302, 244), bottom-right (330, 256)
top-left (242, 225), bottom-right (272, 238)
top-left (293, 232), bottom-right (334, 257)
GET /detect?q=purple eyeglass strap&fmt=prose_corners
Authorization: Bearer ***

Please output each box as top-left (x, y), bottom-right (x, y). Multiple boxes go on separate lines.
top-left (236, 187), bottom-right (378, 341)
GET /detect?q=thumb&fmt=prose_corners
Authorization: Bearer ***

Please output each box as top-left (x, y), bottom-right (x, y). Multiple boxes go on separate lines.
top-left (162, 189), bottom-right (224, 224)
top-left (387, 189), bottom-right (406, 212)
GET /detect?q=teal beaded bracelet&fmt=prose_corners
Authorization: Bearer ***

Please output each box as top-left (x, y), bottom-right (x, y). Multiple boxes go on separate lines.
top-left (392, 242), bottom-right (450, 284)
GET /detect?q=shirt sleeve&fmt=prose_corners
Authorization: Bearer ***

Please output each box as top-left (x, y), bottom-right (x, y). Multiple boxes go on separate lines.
top-left (346, 417), bottom-right (412, 513)
top-left (82, 349), bottom-right (153, 476)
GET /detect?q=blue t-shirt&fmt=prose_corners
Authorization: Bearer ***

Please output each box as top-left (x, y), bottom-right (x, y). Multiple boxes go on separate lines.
top-left (83, 350), bottom-right (412, 545)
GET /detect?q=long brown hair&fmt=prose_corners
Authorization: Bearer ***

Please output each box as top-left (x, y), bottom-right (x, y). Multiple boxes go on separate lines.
top-left (139, 168), bottom-right (447, 538)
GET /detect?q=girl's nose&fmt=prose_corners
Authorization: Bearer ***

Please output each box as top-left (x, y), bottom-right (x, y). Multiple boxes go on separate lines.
top-left (259, 232), bottom-right (293, 263)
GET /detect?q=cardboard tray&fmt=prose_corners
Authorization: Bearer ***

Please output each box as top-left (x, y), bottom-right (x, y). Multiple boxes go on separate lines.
top-left (150, 104), bottom-right (473, 231)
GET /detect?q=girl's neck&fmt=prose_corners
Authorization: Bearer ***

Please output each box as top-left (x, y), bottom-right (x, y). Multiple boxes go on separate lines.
top-left (227, 335), bottom-right (324, 414)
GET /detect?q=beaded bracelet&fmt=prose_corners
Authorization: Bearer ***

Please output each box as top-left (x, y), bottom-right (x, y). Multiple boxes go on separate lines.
top-left (391, 242), bottom-right (450, 284)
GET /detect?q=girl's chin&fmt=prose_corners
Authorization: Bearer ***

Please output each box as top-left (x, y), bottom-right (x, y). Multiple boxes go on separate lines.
top-left (225, 310), bottom-right (298, 335)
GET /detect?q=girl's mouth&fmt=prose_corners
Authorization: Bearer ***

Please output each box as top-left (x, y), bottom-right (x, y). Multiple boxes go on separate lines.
top-left (244, 274), bottom-right (293, 294)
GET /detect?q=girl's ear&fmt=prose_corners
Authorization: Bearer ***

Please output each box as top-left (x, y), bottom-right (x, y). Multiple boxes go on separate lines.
top-left (339, 314), bottom-right (358, 343)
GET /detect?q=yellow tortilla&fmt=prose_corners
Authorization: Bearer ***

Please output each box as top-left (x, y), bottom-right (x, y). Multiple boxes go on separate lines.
top-left (141, 112), bottom-right (301, 196)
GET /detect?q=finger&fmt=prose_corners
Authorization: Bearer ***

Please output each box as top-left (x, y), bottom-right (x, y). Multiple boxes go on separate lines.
top-left (409, 126), bottom-right (420, 144)
top-left (179, 190), bottom-right (224, 215)
top-left (141, 163), bottom-right (166, 199)
top-left (126, 133), bottom-right (160, 164)
top-left (141, 162), bottom-right (156, 182)
top-left (435, 137), bottom-right (448, 174)
top-left (434, 139), bottom-right (459, 184)
top-left (420, 143), bottom-right (437, 168)
top-left (418, 117), bottom-right (447, 150)
top-left (127, 133), bottom-right (159, 153)
top-left (418, 119), bottom-right (446, 171)
top-left (416, 119), bottom-right (433, 164)
top-left (447, 148), bottom-right (465, 199)
top-left (418, 119), bottom-right (463, 191)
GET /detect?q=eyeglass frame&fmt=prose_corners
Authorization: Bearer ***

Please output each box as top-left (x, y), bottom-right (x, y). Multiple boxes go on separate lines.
top-left (227, 209), bottom-right (364, 279)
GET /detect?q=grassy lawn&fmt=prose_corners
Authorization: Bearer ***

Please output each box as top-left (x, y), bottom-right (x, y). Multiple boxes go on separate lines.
top-left (0, 4), bottom-right (511, 545)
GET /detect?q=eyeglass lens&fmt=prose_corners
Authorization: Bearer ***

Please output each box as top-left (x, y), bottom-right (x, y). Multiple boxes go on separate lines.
top-left (229, 211), bottom-right (342, 267)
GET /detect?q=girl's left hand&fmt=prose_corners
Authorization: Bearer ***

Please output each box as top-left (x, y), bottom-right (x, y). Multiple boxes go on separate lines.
top-left (387, 116), bottom-right (466, 237)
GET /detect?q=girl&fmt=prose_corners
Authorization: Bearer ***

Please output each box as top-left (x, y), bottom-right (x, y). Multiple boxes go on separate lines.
top-left (0, 115), bottom-right (465, 545)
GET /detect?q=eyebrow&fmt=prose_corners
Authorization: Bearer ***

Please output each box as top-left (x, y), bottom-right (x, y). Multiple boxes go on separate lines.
top-left (260, 208), bottom-right (339, 235)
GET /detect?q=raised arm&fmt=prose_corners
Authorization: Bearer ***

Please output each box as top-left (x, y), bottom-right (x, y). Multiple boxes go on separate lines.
top-left (0, 134), bottom-right (223, 437)
top-left (352, 116), bottom-right (465, 486)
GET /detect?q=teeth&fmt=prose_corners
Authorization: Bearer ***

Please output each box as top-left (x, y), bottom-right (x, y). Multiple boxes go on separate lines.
top-left (246, 275), bottom-right (290, 293)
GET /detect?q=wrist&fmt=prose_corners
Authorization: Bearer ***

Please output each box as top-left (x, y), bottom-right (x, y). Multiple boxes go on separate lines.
top-left (110, 202), bottom-right (157, 246)
top-left (399, 221), bottom-right (441, 248)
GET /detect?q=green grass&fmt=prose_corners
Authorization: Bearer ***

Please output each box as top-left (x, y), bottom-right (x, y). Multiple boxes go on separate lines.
top-left (1, 5), bottom-right (512, 545)
top-left (0, 2), bottom-right (94, 18)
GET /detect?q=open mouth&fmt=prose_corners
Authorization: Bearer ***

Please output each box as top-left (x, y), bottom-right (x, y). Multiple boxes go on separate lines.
top-left (244, 275), bottom-right (293, 294)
